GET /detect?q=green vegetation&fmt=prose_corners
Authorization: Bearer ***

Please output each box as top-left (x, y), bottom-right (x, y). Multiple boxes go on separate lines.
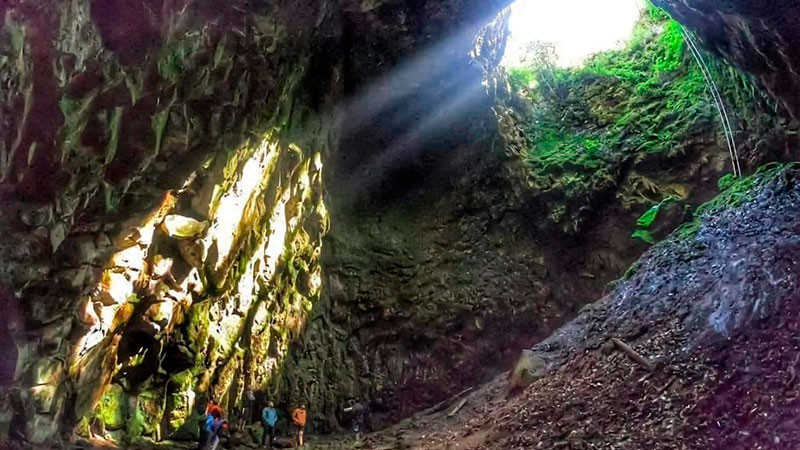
top-left (508, 67), bottom-right (535, 92)
top-left (505, 3), bottom-right (768, 232)
top-left (631, 194), bottom-right (680, 243)
top-left (157, 35), bottom-right (204, 81)
top-left (95, 384), bottom-right (126, 430)
top-left (676, 162), bottom-right (796, 238)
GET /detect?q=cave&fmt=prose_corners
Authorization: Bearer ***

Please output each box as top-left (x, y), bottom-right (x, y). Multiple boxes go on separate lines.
top-left (2, 0), bottom-right (800, 448)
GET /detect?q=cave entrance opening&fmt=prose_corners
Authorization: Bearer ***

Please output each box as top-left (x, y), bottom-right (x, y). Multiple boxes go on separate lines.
top-left (496, 0), bottom-right (743, 196)
top-left (502, 0), bottom-right (644, 69)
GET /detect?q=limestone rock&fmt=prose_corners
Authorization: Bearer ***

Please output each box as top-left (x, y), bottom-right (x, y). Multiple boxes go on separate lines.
top-left (161, 215), bottom-right (209, 240)
top-left (508, 350), bottom-right (546, 391)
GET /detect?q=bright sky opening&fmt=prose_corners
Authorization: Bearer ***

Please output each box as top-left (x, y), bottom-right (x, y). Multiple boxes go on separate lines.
top-left (503, 0), bottom-right (645, 67)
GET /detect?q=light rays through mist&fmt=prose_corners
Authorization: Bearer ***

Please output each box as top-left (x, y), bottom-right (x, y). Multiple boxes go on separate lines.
top-left (334, 16), bottom-right (498, 205)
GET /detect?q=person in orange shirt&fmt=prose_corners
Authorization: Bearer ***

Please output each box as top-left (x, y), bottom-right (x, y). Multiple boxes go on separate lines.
top-left (291, 404), bottom-right (307, 447)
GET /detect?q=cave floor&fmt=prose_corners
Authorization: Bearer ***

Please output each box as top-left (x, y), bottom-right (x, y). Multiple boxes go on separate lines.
top-left (309, 292), bottom-right (800, 450)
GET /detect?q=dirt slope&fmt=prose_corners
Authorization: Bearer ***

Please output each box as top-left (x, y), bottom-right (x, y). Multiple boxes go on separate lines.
top-left (316, 164), bottom-right (800, 450)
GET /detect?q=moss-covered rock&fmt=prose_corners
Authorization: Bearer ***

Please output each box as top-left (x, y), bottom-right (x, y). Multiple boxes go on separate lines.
top-left (96, 384), bottom-right (126, 431)
top-left (127, 389), bottom-right (164, 440)
top-left (502, 4), bottom-right (797, 234)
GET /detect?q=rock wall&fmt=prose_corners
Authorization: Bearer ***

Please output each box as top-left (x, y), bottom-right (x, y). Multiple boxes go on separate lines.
top-left (0, 0), bottom-right (336, 444)
top-left (653, 0), bottom-right (800, 120)
top-left (0, 0), bottom-right (519, 445)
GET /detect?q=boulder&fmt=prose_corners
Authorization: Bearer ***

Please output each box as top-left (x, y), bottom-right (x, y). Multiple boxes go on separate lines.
top-left (508, 350), bottom-right (546, 391)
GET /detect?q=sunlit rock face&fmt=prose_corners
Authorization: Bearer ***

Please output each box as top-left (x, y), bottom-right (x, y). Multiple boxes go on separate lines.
top-left (653, 0), bottom-right (800, 119)
top-left (0, 0), bottom-right (342, 444)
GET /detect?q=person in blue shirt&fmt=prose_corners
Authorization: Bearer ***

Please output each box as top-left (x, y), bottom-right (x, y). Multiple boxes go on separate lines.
top-left (202, 409), bottom-right (227, 450)
top-left (261, 401), bottom-right (278, 449)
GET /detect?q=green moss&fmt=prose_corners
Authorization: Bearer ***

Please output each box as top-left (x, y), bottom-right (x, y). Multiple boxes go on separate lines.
top-left (505, 2), bottom-right (765, 232)
top-left (127, 390), bottom-right (162, 440)
top-left (104, 107), bottom-right (124, 165)
top-left (676, 162), bottom-right (793, 239)
top-left (157, 35), bottom-right (203, 81)
top-left (167, 369), bottom-right (199, 433)
top-left (96, 384), bottom-right (126, 430)
top-left (186, 301), bottom-right (211, 358)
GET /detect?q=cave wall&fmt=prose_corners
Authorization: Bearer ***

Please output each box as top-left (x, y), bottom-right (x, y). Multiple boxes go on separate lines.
top-left (0, 0), bottom-right (342, 444)
top-left (0, 0), bottom-right (516, 445)
top-left (653, 0), bottom-right (800, 120)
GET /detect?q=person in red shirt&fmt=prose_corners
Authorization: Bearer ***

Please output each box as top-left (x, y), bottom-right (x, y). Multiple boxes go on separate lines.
top-left (205, 399), bottom-right (223, 418)
top-left (291, 404), bottom-right (307, 447)
top-left (200, 399), bottom-right (223, 448)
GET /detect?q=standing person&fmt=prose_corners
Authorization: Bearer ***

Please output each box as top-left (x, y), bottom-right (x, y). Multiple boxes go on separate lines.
top-left (201, 409), bottom-right (220, 450)
top-left (291, 404), bottom-right (307, 448)
top-left (200, 399), bottom-right (222, 449)
top-left (344, 399), bottom-right (366, 442)
top-left (239, 389), bottom-right (256, 429)
top-left (208, 413), bottom-right (228, 450)
top-left (261, 401), bottom-right (278, 449)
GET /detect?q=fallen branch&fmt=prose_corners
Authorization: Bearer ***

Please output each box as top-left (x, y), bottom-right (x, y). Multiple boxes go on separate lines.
top-left (420, 387), bottom-right (474, 416)
top-left (447, 398), bottom-right (468, 418)
top-left (656, 375), bottom-right (678, 395)
top-left (612, 338), bottom-right (653, 370)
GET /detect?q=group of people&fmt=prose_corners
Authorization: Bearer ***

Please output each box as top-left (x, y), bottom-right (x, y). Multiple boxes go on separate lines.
top-left (201, 396), bottom-right (364, 449)
top-left (260, 402), bottom-right (307, 449)
top-left (199, 397), bottom-right (307, 449)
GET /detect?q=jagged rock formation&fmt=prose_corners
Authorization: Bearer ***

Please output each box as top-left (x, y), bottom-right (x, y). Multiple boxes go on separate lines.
top-left (0, 0), bottom-right (335, 439)
top-left (0, 0), bottom-right (512, 445)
